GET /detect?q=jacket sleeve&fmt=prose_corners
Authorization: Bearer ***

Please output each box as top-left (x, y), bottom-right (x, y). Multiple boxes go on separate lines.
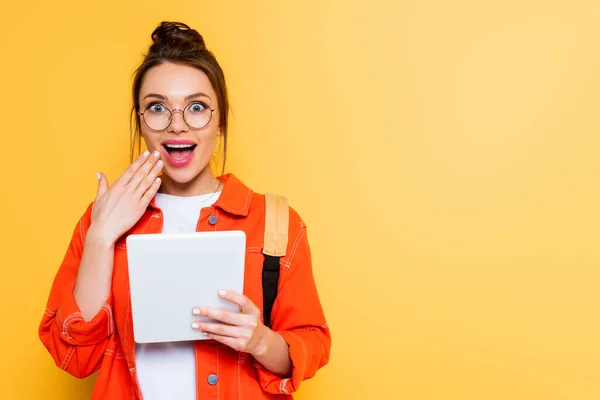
top-left (255, 210), bottom-right (332, 395)
top-left (38, 203), bottom-right (114, 378)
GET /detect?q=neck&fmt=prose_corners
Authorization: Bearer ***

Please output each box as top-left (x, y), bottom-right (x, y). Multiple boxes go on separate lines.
top-left (159, 166), bottom-right (222, 197)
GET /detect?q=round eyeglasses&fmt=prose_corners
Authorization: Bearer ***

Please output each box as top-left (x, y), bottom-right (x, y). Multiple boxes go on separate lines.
top-left (138, 102), bottom-right (215, 131)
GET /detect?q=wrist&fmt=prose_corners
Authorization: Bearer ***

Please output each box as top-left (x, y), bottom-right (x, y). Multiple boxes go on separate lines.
top-left (251, 326), bottom-right (272, 358)
top-left (86, 225), bottom-right (116, 250)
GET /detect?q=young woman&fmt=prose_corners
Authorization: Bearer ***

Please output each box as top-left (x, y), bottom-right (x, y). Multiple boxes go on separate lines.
top-left (39, 21), bottom-right (331, 400)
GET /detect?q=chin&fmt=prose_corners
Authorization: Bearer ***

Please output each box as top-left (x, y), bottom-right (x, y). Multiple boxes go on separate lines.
top-left (163, 158), bottom-right (212, 183)
top-left (163, 167), bottom-right (202, 184)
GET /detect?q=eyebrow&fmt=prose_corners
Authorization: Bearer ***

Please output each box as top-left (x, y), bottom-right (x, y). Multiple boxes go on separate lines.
top-left (143, 93), bottom-right (167, 100)
top-left (142, 92), bottom-right (212, 101)
top-left (185, 92), bottom-right (211, 101)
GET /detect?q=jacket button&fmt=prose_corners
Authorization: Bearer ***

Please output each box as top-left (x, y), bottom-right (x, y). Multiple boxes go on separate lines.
top-left (208, 215), bottom-right (218, 225)
top-left (207, 373), bottom-right (218, 385)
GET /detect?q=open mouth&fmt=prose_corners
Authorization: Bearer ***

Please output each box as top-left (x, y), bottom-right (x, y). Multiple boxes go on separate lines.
top-left (162, 143), bottom-right (197, 159)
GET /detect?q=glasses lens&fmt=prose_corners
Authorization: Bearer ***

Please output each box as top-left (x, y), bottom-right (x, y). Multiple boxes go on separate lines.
top-left (184, 103), bottom-right (212, 129)
top-left (143, 107), bottom-right (171, 131)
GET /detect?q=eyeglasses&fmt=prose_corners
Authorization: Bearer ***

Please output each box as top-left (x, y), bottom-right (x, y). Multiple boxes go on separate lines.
top-left (138, 102), bottom-right (215, 131)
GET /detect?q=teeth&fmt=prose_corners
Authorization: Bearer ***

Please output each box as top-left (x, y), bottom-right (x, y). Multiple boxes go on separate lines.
top-left (164, 144), bottom-right (194, 149)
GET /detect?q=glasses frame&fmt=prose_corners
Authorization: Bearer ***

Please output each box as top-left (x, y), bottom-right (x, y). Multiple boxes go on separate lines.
top-left (138, 103), bottom-right (216, 131)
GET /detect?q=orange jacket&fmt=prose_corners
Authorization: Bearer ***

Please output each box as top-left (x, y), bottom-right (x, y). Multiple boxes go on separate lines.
top-left (39, 173), bottom-right (331, 399)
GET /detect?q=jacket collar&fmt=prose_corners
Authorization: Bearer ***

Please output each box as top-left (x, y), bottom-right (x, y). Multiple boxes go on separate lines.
top-left (149, 173), bottom-right (253, 217)
top-left (213, 173), bottom-right (254, 216)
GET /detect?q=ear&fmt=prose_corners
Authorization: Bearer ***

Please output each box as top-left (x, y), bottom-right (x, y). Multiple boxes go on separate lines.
top-left (217, 126), bottom-right (223, 137)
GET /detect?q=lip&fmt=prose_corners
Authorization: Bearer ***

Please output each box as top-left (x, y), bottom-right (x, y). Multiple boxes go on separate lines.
top-left (161, 140), bottom-right (197, 168)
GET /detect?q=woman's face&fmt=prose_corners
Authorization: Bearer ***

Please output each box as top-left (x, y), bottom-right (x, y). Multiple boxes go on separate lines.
top-left (138, 62), bottom-right (220, 185)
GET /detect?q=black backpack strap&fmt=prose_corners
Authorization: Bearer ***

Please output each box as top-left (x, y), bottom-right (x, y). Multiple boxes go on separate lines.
top-left (262, 255), bottom-right (280, 329)
top-left (261, 193), bottom-right (289, 329)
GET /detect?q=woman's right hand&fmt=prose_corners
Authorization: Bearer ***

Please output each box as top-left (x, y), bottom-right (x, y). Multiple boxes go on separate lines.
top-left (88, 150), bottom-right (164, 247)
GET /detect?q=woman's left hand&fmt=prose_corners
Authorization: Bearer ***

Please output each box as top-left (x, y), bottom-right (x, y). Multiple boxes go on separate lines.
top-left (191, 290), bottom-right (268, 356)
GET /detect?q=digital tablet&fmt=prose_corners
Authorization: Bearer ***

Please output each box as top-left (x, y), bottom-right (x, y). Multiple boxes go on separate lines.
top-left (126, 230), bottom-right (246, 344)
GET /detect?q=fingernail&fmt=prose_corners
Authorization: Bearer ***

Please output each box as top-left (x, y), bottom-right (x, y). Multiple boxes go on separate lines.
top-left (218, 290), bottom-right (227, 296)
top-left (143, 150), bottom-right (150, 157)
top-left (192, 323), bottom-right (200, 329)
top-left (157, 160), bottom-right (163, 167)
top-left (192, 308), bottom-right (201, 316)
top-left (153, 151), bottom-right (160, 157)
top-left (155, 177), bottom-right (161, 184)
top-left (96, 172), bottom-right (101, 180)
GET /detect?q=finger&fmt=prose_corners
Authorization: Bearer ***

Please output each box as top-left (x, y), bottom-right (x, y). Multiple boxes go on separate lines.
top-left (128, 150), bottom-right (161, 192)
top-left (140, 177), bottom-right (162, 206)
top-left (204, 333), bottom-right (242, 351)
top-left (115, 150), bottom-right (151, 186)
top-left (191, 321), bottom-right (249, 339)
top-left (192, 307), bottom-right (247, 326)
top-left (217, 290), bottom-right (259, 314)
top-left (134, 158), bottom-right (163, 198)
top-left (95, 172), bottom-right (109, 200)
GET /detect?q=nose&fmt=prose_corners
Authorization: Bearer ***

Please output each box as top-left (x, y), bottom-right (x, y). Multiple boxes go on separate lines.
top-left (167, 109), bottom-right (188, 134)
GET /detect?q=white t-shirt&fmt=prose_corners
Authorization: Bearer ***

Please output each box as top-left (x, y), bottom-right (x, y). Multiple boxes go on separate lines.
top-left (135, 191), bottom-right (221, 400)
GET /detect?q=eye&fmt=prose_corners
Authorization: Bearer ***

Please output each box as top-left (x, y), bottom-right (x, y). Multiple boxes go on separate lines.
top-left (148, 103), bottom-right (167, 113)
top-left (188, 102), bottom-right (207, 113)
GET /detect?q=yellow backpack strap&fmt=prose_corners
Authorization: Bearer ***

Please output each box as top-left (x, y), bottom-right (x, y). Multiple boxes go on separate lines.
top-left (261, 193), bottom-right (289, 328)
top-left (262, 193), bottom-right (289, 257)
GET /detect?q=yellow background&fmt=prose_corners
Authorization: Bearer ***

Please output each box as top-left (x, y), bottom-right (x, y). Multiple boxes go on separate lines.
top-left (1, 1), bottom-right (599, 399)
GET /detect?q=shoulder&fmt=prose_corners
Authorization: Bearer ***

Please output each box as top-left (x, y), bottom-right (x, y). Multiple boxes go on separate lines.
top-left (59, 200), bottom-right (95, 249)
top-left (248, 190), bottom-right (308, 266)
top-left (220, 174), bottom-right (304, 226)
top-left (219, 173), bottom-right (308, 250)
top-left (74, 201), bottom-right (95, 241)
top-left (248, 191), bottom-right (305, 229)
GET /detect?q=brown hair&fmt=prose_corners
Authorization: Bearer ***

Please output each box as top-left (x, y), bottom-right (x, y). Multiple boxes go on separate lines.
top-left (130, 21), bottom-right (229, 172)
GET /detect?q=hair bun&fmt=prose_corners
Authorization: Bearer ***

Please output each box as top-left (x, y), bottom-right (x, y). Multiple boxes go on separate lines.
top-left (151, 21), bottom-right (206, 49)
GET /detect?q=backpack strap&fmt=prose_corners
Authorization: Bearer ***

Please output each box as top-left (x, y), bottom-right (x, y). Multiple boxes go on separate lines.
top-left (262, 193), bottom-right (289, 328)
